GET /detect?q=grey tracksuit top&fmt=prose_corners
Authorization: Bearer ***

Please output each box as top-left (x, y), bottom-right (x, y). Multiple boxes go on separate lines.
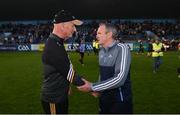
top-left (91, 41), bottom-right (132, 102)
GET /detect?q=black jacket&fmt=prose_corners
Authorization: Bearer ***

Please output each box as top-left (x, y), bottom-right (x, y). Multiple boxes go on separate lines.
top-left (41, 33), bottom-right (84, 103)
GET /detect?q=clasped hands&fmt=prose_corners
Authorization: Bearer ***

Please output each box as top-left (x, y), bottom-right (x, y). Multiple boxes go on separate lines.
top-left (77, 78), bottom-right (100, 98)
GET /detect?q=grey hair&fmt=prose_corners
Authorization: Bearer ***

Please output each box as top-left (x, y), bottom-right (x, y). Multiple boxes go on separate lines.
top-left (99, 23), bottom-right (118, 39)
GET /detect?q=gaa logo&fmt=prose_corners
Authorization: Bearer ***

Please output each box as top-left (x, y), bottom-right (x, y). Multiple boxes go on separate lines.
top-left (18, 45), bottom-right (30, 51)
top-left (85, 44), bottom-right (93, 50)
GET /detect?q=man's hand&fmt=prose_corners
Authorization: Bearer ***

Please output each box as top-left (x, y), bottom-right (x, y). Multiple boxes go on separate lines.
top-left (77, 78), bottom-right (92, 92)
top-left (91, 92), bottom-right (100, 98)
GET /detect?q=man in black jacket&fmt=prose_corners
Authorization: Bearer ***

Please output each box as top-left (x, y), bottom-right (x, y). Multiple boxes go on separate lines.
top-left (41, 10), bottom-right (84, 114)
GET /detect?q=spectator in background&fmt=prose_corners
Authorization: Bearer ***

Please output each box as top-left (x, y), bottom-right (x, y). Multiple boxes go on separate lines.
top-left (92, 39), bottom-right (96, 55)
top-left (137, 40), bottom-right (144, 54)
top-left (79, 39), bottom-right (86, 66)
top-left (147, 39), bottom-right (153, 57)
top-left (152, 39), bottom-right (164, 73)
top-left (178, 42), bottom-right (180, 51)
top-left (177, 68), bottom-right (180, 78)
top-left (95, 39), bottom-right (99, 54)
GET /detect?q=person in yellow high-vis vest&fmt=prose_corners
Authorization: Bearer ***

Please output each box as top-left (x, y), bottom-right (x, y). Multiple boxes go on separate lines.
top-left (152, 39), bottom-right (164, 73)
top-left (92, 40), bottom-right (97, 55)
top-left (95, 40), bottom-right (99, 54)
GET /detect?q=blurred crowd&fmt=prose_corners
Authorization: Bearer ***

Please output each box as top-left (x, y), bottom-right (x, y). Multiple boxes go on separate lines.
top-left (0, 23), bottom-right (52, 45)
top-left (0, 20), bottom-right (180, 48)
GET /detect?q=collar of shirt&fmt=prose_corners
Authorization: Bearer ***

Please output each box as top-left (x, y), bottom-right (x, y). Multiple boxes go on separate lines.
top-left (103, 41), bottom-right (116, 52)
top-left (49, 33), bottom-right (64, 45)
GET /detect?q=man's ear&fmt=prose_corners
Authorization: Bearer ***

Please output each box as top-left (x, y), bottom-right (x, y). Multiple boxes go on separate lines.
top-left (60, 23), bottom-right (67, 31)
top-left (107, 31), bottom-right (113, 38)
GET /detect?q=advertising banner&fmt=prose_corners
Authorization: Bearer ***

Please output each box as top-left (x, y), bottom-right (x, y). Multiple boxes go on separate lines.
top-left (64, 43), bottom-right (93, 51)
top-left (17, 45), bottom-right (31, 51)
top-left (0, 45), bottom-right (17, 51)
top-left (31, 44), bottom-right (45, 51)
top-left (38, 44), bottom-right (45, 51)
top-left (133, 42), bottom-right (148, 51)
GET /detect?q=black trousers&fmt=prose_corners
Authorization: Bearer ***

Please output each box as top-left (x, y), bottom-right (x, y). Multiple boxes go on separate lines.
top-left (79, 52), bottom-right (84, 64)
top-left (99, 99), bottom-right (133, 114)
top-left (41, 99), bottom-right (68, 114)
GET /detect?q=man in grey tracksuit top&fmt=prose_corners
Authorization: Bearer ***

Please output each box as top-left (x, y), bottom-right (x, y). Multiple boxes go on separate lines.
top-left (78, 23), bottom-right (133, 114)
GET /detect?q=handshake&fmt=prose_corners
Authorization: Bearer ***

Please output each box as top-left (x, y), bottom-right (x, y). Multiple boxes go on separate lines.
top-left (76, 78), bottom-right (100, 98)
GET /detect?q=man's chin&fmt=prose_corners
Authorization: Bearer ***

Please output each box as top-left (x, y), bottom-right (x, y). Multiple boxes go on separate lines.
top-left (68, 34), bottom-right (73, 38)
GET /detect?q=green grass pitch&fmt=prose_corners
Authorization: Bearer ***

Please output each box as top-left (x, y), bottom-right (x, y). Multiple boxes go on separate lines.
top-left (0, 51), bottom-right (179, 113)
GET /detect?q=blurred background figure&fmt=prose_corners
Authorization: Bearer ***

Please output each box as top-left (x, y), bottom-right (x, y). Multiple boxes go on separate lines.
top-left (147, 39), bottom-right (153, 57)
top-left (137, 40), bottom-right (144, 54)
top-left (79, 39), bottom-right (85, 66)
top-left (178, 42), bottom-right (180, 51)
top-left (177, 68), bottom-right (180, 78)
top-left (92, 39), bottom-right (99, 55)
top-left (152, 39), bottom-right (164, 73)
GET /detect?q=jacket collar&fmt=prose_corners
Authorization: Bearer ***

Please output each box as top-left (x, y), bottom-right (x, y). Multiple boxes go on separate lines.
top-left (103, 41), bottom-right (117, 52)
top-left (49, 33), bottom-right (64, 45)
